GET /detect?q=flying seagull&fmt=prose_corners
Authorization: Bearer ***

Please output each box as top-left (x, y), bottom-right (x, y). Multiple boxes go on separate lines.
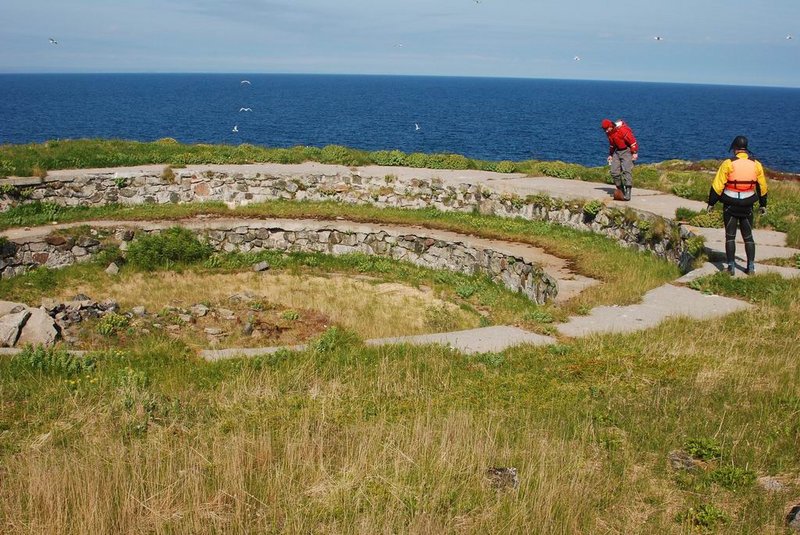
top-left (49, 38), bottom-right (58, 45)
top-left (787, 34), bottom-right (794, 40)
top-left (239, 107), bottom-right (252, 112)
top-left (574, 56), bottom-right (581, 61)
top-left (653, 36), bottom-right (664, 41)
top-left (415, 123), bottom-right (420, 131)
top-left (232, 125), bottom-right (239, 133)
top-left (240, 80), bottom-right (251, 84)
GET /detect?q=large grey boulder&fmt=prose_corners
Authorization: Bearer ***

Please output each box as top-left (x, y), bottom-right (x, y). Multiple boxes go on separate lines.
top-left (0, 310), bottom-right (31, 347)
top-left (0, 300), bottom-right (27, 317)
top-left (17, 307), bottom-right (59, 347)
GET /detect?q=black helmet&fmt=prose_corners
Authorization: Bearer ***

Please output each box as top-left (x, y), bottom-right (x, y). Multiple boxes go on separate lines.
top-left (729, 135), bottom-right (748, 152)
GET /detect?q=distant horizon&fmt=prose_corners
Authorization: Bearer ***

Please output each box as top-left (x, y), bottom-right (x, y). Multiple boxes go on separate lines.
top-left (3, 71), bottom-right (800, 91)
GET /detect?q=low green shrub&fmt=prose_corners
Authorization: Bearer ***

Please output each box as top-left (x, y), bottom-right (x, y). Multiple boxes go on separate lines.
top-left (97, 312), bottom-right (130, 336)
top-left (310, 326), bottom-right (361, 354)
top-left (537, 161), bottom-right (579, 179)
top-left (689, 210), bottom-right (723, 228)
top-left (281, 310), bottom-right (300, 321)
top-left (161, 165), bottom-right (175, 183)
top-left (684, 438), bottom-right (722, 461)
top-left (456, 284), bottom-right (478, 299)
top-left (685, 235), bottom-right (706, 257)
top-left (126, 227), bottom-right (213, 271)
top-left (371, 150), bottom-right (407, 166)
top-left (582, 199), bottom-right (603, 218)
top-left (708, 465), bottom-right (756, 490)
top-left (15, 345), bottom-right (96, 376)
top-left (494, 160), bottom-right (517, 173)
top-left (678, 503), bottom-right (730, 531)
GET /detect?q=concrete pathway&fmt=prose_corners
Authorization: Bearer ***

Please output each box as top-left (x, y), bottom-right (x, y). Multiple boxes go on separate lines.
top-left (556, 284), bottom-right (752, 338)
top-left (199, 326), bottom-right (556, 361)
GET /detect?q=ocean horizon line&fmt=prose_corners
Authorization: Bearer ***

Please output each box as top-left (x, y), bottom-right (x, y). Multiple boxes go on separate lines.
top-left (2, 71), bottom-right (799, 91)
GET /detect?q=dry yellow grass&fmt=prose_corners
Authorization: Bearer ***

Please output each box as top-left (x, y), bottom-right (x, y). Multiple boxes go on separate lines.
top-left (59, 271), bottom-right (477, 339)
top-left (1, 405), bottom-right (604, 534)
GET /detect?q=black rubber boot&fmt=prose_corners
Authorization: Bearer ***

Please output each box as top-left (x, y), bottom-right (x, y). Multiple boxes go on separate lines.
top-left (623, 185), bottom-right (632, 201)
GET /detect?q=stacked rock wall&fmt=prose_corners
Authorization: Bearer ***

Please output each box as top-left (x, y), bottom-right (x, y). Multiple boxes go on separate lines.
top-left (1, 222), bottom-right (558, 304)
top-left (0, 168), bottom-right (693, 269)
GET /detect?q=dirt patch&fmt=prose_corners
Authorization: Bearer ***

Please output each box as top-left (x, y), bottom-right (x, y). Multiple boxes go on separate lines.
top-left (60, 271), bottom-right (477, 345)
top-left (75, 295), bottom-right (332, 351)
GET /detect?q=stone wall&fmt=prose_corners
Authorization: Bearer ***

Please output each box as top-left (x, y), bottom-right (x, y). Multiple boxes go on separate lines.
top-left (0, 168), bottom-right (694, 270)
top-left (0, 222), bottom-right (558, 304)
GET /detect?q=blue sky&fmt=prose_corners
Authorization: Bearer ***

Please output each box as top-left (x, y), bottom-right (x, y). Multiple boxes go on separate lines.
top-left (2, 0), bottom-right (799, 87)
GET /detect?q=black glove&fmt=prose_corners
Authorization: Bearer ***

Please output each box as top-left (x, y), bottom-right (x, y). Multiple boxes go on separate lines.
top-left (759, 206), bottom-right (767, 216)
top-left (706, 204), bottom-right (714, 213)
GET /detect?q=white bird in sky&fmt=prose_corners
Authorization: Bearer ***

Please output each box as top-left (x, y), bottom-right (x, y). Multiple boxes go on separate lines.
top-left (653, 36), bottom-right (664, 41)
top-left (574, 56), bottom-right (581, 61)
top-left (415, 123), bottom-right (420, 131)
top-left (49, 38), bottom-right (58, 45)
top-left (232, 125), bottom-right (239, 133)
top-left (787, 34), bottom-right (794, 40)
top-left (240, 80), bottom-right (251, 84)
top-left (239, 107), bottom-right (252, 112)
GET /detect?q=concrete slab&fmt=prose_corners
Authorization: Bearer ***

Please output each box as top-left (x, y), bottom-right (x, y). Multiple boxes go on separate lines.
top-left (365, 325), bottom-right (556, 354)
top-left (201, 344), bottom-right (306, 361)
top-left (199, 326), bottom-right (555, 361)
top-left (676, 262), bottom-right (800, 282)
top-left (556, 284), bottom-right (751, 337)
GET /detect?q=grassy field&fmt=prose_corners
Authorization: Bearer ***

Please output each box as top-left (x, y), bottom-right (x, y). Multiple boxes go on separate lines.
top-left (1, 142), bottom-right (799, 532)
top-left (1, 272), bottom-right (798, 533)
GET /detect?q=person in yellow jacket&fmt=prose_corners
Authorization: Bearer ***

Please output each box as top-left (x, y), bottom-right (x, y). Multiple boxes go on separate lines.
top-left (706, 135), bottom-right (768, 276)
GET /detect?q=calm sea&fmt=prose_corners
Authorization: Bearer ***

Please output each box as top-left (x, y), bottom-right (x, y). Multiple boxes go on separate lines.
top-left (2, 73), bottom-right (799, 172)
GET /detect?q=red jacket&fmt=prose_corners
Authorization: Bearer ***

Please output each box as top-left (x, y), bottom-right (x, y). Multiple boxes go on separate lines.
top-left (606, 121), bottom-right (638, 155)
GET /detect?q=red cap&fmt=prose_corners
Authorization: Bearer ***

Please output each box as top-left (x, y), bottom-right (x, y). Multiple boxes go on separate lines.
top-left (601, 119), bottom-right (614, 129)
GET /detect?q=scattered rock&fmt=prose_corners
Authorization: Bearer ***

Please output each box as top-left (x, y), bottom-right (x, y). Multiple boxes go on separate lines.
top-left (0, 310), bottom-right (31, 347)
top-left (788, 504), bottom-right (800, 532)
top-left (190, 304), bottom-right (209, 317)
top-left (105, 262), bottom-right (120, 276)
top-left (242, 321), bottom-right (254, 336)
top-left (757, 476), bottom-right (785, 492)
top-left (131, 306), bottom-right (147, 317)
top-left (98, 299), bottom-right (119, 312)
top-left (72, 293), bottom-right (92, 302)
top-left (116, 229), bottom-right (135, 241)
top-left (40, 298), bottom-right (60, 313)
top-left (216, 308), bottom-right (237, 320)
top-left (178, 314), bottom-right (193, 323)
top-left (204, 327), bottom-right (224, 336)
top-left (253, 261), bottom-right (270, 272)
top-left (17, 307), bottom-right (59, 347)
top-left (228, 292), bottom-right (255, 303)
top-left (668, 450), bottom-right (704, 472)
top-left (485, 467), bottom-right (519, 490)
top-left (0, 300), bottom-right (27, 317)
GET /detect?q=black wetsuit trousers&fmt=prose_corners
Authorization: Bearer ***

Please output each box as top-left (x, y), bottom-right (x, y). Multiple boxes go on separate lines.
top-left (722, 201), bottom-right (756, 266)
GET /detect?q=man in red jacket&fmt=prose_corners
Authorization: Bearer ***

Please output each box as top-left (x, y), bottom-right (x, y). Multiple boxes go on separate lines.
top-left (601, 118), bottom-right (639, 201)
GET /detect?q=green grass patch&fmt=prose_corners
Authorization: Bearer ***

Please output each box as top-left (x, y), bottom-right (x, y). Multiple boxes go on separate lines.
top-left (688, 272), bottom-right (798, 306)
top-left (126, 226), bottom-right (213, 271)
